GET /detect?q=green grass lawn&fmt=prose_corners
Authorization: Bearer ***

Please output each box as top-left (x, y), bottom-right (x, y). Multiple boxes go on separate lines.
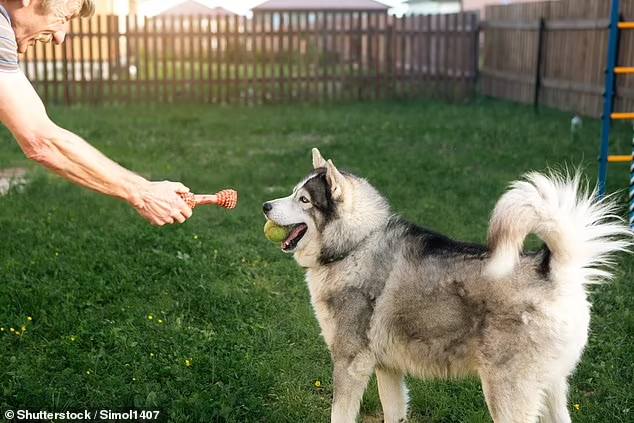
top-left (0, 99), bottom-right (633, 422)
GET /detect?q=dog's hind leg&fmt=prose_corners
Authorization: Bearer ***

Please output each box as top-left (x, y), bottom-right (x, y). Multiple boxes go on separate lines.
top-left (331, 351), bottom-right (375, 423)
top-left (480, 371), bottom-right (544, 423)
top-left (376, 367), bottom-right (409, 423)
top-left (540, 378), bottom-right (572, 423)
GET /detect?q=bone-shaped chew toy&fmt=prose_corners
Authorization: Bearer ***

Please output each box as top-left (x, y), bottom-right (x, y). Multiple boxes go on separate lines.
top-left (178, 189), bottom-right (238, 209)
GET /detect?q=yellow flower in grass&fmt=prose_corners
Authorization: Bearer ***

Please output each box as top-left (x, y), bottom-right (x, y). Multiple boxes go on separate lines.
top-left (185, 360), bottom-right (191, 367)
top-left (86, 370), bottom-right (91, 375)
top-left (574, 404), bottom-right (580, 411)
top-left (70, 337), bottom-right (75, 342)
top-left (27, 317), bottom-right (32, 321)
top-left (147, 315), bottom-right (153, 320)
top-left (158, 319), bottom-right (164, 324)
top-left (9, 328), bottom-right (14, 332)
top-left (1, 328), bottom-right (4, 332)
top-left (21, 326), bottom-right (26, 332)
top-left (314, 380), bottom-right (321, 388)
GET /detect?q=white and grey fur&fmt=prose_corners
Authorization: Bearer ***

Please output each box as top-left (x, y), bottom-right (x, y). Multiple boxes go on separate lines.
top-left (262, 148), bottom-right (633, 423)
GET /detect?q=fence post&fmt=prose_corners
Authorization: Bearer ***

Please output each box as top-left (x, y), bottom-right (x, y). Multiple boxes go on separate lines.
top-left (472, 12), bottom-right (480, 99)
top-left (386, 21), bottom-right (394, 99)
top-left (357, 12), bottom-right (363, 101)
top-left (61, 38), bottom-right (70, 105)
top-left (279, 12), bottom-right (285, 101)
top-left (321, 12), bottom-right (328, 102)
top-left (533, 16), bottom-right (545, 111)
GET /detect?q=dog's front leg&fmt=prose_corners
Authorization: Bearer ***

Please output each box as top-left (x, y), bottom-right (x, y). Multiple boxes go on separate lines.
top-left (376, 367), bottom-right (408, 423)
top-left (331, 351), bottom-right (375, 423)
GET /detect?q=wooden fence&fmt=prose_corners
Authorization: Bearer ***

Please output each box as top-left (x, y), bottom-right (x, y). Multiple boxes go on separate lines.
top-left (481, 0), bottom-right (634, 118)
top-left (19, 11), bottom-right (479, 106)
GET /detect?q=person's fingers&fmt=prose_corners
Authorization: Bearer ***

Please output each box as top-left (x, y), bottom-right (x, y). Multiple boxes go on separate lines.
top-left (170, 191), bottom-right (193, 217)
top-left (161, 180), bottom-right (190, 193)
top-left (173, 212), bottom-right (186, 224)
top-left (180, 199), bottom-right (194, 217)
top-left (173, 185), bottom-right (189, 193)
top-left (134, 181), bottom-right (195, 225)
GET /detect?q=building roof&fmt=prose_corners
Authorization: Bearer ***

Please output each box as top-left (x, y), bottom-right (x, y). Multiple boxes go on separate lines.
top-left (252, 0), bottom-right (391, 11)
top-left (156, 0), bottom-right (237, 16)
top-left (404, 0), bottom-right (459, 3)
top-left (462, 0), bottom-right (555, 11)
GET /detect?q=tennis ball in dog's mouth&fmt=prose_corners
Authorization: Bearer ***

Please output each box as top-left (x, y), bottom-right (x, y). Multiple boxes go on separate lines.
top-left (264, 220), bottom-right (290, 243)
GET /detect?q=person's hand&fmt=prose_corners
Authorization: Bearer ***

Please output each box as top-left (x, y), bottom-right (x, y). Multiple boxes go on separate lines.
top-left (130, 181), bottom-right (193, 226)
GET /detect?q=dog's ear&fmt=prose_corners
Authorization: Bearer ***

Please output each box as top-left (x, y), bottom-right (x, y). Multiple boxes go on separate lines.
top-left (326, 159), bottom-right (345, 200)
top-left (312, 148), bottom-right (327, 169)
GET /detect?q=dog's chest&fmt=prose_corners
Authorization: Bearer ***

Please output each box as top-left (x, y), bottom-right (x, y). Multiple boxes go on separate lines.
top-left (305, 269), bottom-right (339, 346)
top-left (305, 268), bottom-right (379, 350)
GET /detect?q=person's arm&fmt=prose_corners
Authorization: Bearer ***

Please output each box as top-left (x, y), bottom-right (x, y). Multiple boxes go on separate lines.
top-left (0, 71), bottom-right (192, 226)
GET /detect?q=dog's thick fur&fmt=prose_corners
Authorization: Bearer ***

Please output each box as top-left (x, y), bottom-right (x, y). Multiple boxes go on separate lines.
top-left (262, 148), bottom-right (632, 423)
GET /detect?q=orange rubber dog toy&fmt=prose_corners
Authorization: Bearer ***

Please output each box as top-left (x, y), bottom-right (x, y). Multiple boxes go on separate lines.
top-left (178, 189), bottom-right (238, 209)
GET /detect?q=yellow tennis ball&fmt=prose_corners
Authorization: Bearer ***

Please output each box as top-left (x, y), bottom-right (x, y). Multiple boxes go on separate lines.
top-left (264, 220), bottom-right (290, 243)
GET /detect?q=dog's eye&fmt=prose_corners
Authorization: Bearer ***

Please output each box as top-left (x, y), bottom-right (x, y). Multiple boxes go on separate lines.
top-left (299, 196), bottom-right (310, 204)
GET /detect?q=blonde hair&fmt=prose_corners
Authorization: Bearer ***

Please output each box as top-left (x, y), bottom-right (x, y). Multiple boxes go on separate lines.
top-left (40, 0), bottom-right (96, 19)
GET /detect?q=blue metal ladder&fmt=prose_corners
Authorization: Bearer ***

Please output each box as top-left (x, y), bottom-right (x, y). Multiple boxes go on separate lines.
top-left (599, 0), bottom-right (634, 228)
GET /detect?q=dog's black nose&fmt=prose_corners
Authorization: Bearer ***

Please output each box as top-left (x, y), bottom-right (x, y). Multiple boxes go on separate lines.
top-left (263, 202), bottom-right (273, 213)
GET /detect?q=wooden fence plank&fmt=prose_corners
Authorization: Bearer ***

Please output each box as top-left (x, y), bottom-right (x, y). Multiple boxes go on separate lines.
top-left (18, 11), bottom-right (478, 106)
top-left (480, 0), bottom-right (634, 118)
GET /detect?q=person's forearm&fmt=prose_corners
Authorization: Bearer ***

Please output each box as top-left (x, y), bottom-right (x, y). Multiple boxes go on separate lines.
top-left (18, 125), bottom-right (148, 206)
top-left (0, 72), bottom-right (191, 225)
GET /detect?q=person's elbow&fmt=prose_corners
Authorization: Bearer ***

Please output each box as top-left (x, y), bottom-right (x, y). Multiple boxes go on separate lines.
top-left (18, 128), bottom-right (63, 171)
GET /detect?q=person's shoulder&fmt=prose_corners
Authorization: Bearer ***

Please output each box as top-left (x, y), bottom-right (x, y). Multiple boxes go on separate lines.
top-left (0, 11), bottom-right (19, 74)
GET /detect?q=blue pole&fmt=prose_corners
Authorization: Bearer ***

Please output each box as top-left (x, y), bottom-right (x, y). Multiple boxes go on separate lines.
top-left (599, 0), bottom-right (621, 198)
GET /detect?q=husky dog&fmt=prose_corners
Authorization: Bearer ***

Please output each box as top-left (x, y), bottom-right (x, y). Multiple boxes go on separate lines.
top-left (262, 148), bottom-right (632, 423)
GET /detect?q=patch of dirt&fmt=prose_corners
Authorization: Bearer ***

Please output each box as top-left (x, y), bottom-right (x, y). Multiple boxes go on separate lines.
top-left (0, 167), bottom-right (28, 196)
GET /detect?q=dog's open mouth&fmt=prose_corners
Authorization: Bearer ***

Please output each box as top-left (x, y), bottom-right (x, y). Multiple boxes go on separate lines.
top-left (282, 223), bottom-right (308, 251)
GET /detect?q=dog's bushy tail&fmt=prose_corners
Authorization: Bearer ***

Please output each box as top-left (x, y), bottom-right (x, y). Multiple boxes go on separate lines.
top-left (485, 170), bottom-right (632, 283)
